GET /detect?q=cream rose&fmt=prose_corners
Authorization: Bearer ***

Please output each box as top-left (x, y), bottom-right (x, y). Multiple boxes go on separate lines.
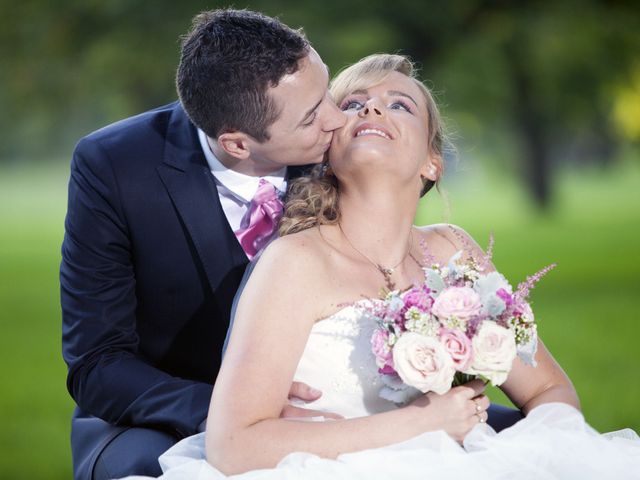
top-left (465, 321), bottom-right (517, 386)
top-left (392, 332), bottom-right (455, 395)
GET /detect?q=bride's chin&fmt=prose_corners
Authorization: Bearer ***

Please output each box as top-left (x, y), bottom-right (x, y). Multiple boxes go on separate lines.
top-left (334, 147), bottom-right (394, 168)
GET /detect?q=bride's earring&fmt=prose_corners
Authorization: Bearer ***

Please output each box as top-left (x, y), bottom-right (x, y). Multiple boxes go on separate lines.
top-left (428, 165), bottom-right (438, 180)
top-left (321, 160), bottom-right (334, 177)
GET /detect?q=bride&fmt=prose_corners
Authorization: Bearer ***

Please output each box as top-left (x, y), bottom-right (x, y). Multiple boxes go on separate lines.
top-left (125, 54), bottom-right (639, 479)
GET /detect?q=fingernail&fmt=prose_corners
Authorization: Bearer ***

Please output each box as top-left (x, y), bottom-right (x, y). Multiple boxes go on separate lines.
top-left (310, 387), bottom-right (322, 396)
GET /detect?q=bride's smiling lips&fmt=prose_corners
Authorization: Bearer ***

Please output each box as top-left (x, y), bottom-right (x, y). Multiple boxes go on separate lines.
top-left (353, 122), bottom-right (394, 140)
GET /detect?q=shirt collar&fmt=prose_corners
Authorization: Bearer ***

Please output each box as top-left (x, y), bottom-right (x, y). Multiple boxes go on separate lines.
top-left (198, 129), bottom-right (286, 203)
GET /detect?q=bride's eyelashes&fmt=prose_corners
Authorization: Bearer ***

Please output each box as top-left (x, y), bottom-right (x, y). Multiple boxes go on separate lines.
top-left (339, 96), bottom-right (414, 114)
top-left (340, 99), bottom-right (364, 111)
top-left (389, 99), bottom-right (413, 113)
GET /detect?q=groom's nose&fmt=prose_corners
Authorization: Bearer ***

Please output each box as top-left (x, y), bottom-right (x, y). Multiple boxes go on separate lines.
top-left (323, 100), bottom-right (346, 132)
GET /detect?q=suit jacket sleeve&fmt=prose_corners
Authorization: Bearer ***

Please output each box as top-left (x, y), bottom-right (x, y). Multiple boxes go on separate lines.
top-left (223, 254), bottom-right (261, 356)
top-left (61, 136), bottom-right (212, 437)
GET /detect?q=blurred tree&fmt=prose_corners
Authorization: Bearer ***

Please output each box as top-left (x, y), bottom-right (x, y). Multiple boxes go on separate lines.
top-left (1, 0), bottom-right (638, 207)
top-left (286, 0), bottom-right (640, 207)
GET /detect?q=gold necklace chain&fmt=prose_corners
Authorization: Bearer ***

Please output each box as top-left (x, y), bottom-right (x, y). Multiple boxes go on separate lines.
top-left (338, 222), bottom-right (413, 291)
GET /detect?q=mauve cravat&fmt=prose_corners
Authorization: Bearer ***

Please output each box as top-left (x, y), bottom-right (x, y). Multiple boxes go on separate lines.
top-left (234, 179), bottom-right (284, 260)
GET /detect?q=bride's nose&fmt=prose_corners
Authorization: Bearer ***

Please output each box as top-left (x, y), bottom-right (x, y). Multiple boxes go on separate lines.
top-left (358, 99), bottom-right (383, 117)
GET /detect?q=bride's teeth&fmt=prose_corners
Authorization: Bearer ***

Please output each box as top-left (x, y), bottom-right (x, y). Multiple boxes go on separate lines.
top-left (356, 129), bottom-right (390, 139)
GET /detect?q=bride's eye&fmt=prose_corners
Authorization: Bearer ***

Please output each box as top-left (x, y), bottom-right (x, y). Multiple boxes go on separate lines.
top-left (340, 99), bottom-right (364, 111)
top-left (389, 100), bottom-right (412, 113)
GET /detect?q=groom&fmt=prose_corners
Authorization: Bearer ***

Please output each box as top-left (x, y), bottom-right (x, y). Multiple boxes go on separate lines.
top-left (60, 9), bottom-right (345, 480)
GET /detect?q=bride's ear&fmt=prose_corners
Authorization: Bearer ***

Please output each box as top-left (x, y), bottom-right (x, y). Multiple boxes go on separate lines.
top-left (217, 131), bottom-right (252, 160)
top-left (421, 154), bottom-right (442, 182)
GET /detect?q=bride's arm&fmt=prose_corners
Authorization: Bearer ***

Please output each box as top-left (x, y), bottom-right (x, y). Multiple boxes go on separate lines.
top-left (499, 342), bottom-right (580, 414)
top-left (205, 234), bottom-right (483, 475)
top-left (430, 224), bottom-right (580, 415)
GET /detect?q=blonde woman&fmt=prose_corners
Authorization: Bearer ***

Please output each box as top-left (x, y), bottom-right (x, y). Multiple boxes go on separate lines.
top-left (124, 54), bottom-right (638, 480)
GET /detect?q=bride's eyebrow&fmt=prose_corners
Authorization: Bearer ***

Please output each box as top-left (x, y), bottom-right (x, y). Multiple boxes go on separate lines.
top-left (388, 90), bottom-right (418, 107)
top-left (345, 89), bottom-right (418, 108)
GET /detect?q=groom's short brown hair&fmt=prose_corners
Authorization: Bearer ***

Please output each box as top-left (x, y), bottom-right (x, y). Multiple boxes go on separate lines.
top-left (176, 9), bottom-right (310, 142)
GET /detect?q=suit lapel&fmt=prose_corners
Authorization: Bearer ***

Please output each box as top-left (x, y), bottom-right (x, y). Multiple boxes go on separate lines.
top-left (157, 104), bottom-right (248, 293)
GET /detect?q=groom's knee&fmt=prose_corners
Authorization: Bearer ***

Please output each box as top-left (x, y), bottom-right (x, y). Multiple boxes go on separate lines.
top-left (92, 427), bottom-right (178, 480)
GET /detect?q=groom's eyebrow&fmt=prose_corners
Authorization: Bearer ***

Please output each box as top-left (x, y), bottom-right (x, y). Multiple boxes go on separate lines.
top-left (299, 65), bottom-right (330, 125)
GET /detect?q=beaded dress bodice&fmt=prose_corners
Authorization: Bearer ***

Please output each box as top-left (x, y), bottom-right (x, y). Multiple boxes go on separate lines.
top-left (292, 302), bottom-right (396, 419)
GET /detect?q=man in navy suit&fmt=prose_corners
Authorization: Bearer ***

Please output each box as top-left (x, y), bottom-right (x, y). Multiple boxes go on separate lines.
top-left (60, 9), bottom-right (345, 479)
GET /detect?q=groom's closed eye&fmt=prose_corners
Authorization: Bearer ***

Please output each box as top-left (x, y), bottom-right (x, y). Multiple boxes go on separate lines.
top-left (302, 111), bottom-right (318, 126)
top-left (300, 98), bottom-right (323, 127)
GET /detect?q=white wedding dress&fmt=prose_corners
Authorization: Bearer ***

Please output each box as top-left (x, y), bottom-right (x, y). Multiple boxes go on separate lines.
top-left (124, 301), bottom-right (640, 479)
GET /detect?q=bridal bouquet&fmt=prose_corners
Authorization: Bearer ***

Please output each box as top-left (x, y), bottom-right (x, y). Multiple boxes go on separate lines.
top-left (366, 235), bottom-right (555, 404)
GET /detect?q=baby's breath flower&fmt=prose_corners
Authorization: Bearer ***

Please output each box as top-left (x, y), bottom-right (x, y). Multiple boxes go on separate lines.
top-left (440, 315), bottom-right (467, 331)
top-left (404, 308), bottom-right (439, 337)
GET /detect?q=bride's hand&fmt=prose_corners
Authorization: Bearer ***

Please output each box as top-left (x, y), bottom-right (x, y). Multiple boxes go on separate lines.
top-left (411, 379), bottom-right (490, 442)
top-left (280, 381), bottom-right (344, 420)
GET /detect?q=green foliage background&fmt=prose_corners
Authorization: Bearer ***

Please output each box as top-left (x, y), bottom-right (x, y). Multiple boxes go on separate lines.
top-left (1, 0), bottom-right (639, 478)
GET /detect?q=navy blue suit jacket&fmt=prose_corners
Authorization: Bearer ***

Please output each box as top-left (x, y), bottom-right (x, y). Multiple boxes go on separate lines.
top-left (60, 102), bottom-right (306, 478)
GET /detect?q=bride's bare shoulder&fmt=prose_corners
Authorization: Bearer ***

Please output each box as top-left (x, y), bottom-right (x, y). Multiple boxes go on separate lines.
top-left (268, 227), bottom-right (324, 253)
top-left (415, 223), bottom-right (486, 262)
top-left (257, 227), bottom-right (328, 274)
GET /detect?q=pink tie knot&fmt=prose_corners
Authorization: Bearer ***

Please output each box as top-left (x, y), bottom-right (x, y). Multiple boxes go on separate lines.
top-left (235, 179), bottom-right (284, 260)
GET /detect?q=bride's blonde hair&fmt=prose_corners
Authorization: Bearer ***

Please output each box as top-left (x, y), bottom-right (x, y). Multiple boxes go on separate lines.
top-left (279, 53), bottom-right (446, 236)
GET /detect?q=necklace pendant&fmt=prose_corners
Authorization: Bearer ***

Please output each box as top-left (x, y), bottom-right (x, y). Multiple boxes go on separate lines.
top-left (378, 265), bottom-right (394, 276)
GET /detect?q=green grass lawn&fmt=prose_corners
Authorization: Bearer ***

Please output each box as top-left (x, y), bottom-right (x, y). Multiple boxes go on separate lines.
top-left (0, 162), bottom-right (74, 479)
top-left (1, 158), bottom-right (639, 479)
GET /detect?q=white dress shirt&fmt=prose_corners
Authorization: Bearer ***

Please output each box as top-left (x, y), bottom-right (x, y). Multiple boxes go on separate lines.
top-left (198, 129), bottom-right (287, 233)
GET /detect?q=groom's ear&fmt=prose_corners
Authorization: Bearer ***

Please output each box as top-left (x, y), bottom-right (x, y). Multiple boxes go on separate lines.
top-left (217, 132), bottom-right (252, 160)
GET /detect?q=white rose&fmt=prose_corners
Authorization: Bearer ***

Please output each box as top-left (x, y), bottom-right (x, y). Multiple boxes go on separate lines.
top-left (465, 321), bottom-right (517, 386)
top-left (392, 333), bottom-right (455, 395)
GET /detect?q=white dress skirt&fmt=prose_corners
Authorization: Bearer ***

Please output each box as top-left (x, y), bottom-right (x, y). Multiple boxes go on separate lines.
top-left (122, 303), bottom-right (640, 480)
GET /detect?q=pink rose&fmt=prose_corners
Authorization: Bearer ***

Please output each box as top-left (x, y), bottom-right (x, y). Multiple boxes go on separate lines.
top-left (392, 332), bottom-right (455, 394)
top-left (440, 328), bottom-right (473, 371)
top-left (432, 287), bottom-right (482, 323)
top-left (371, 329), bottom-right (394, 370)
top-left (465, 321), bottom-right (516, 386)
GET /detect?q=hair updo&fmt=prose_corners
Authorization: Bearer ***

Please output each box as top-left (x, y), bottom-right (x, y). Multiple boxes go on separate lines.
top-left (278, 53), bottom-right (446, 236)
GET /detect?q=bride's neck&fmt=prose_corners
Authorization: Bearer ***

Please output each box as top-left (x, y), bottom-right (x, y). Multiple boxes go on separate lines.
top-left (337, 186), bottom-right (417, 265)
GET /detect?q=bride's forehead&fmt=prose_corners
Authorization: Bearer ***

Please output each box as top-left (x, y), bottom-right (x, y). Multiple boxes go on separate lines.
top-left (350, 73), bottom-right (422, 98)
